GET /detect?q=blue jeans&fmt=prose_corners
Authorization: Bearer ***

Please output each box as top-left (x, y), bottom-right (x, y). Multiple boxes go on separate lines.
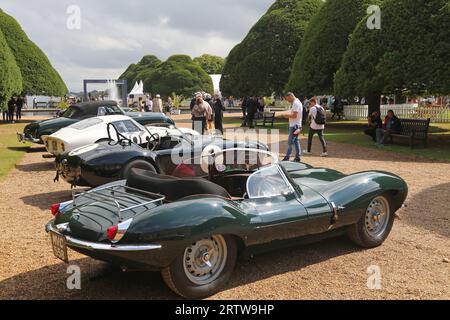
top-left (285, 126), bottom-right (301, 160)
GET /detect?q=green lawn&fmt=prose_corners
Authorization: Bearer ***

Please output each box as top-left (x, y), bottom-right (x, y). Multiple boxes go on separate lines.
top-left (223, 117), bottom-right (450, 162)
top-left (0, 122), bottom-right (31, 181)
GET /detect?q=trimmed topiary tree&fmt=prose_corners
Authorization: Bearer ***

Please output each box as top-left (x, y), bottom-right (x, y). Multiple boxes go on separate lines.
top-left (334, 0), bottom-right (450, 114)
top-left (193, 54), bottom-right (225, 74)
top-left (145, 55), bottom-right (213, 97)
top-left (0, 9), bottom-right (67, 96)
top-left (0, 28), bottom-right (22, 111)
top-left (287, 0), bottom-right (380, 97)
top-left (119, 55), bottom-right (162, 91)
top-left (220, 0), bottom-right (323, 97)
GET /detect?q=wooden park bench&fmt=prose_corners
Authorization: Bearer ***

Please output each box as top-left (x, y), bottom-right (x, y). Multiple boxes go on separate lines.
top-left (390, 118), bottom-right (431, 148)
top-left (254, 112), bottom-right (276, 128)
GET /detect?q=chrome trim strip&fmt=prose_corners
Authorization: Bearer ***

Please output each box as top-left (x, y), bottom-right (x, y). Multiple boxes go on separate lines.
top-left (46, 222), bottom-right (161, 252)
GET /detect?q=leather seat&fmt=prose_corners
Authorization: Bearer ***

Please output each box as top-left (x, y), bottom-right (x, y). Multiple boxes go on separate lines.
top-left (126, 168), bottom-right (231, 202)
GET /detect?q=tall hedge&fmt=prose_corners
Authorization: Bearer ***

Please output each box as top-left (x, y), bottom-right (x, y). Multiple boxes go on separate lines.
top-left (119, 55), bottom-right (162, 91)
top-left (146, 55), bottom-right (213, 97)
top-left (220, 0), bottom-right (323, 97)
top-left (0, 9), bottom-right (67, 96)
top-left (193, 54), bottom-right (225, 74)
top-left (0, 29), bottom-right (22, 110)
top-left (334, 0), bottom-right (450, 113)
top-left (287, 0), bottom-right (379, 97)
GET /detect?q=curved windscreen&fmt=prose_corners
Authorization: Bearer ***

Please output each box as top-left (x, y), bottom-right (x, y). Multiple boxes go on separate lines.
top-left (246, 165), bottom-right (293, 199)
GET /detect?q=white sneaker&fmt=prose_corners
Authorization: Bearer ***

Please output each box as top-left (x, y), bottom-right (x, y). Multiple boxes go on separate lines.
top-left (303, 150), bottom-right (311, 155)
top-left (320, 152), bottom-right (329, 157)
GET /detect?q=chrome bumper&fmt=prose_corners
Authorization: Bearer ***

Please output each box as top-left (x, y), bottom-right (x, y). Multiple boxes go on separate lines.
top-left (17, 132), bottom-right (40, 143)
top-left (45, 222), bottom-right (162, 252)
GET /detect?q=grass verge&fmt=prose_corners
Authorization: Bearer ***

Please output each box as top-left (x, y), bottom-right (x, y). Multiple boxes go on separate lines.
top-left (0, 122), bottom-right (31, 181)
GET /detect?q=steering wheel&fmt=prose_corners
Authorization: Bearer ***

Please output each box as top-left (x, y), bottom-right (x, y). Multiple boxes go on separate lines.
top-left (146, 132), bottom-right (161, 151)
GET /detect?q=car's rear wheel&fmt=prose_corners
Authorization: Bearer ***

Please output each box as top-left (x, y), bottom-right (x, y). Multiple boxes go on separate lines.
top-left (121, 160), bottom-right (156, 179)
top-left (348, 194), bottom-right (394, 248)
top-left (162, 235), bottom-right (237, 299)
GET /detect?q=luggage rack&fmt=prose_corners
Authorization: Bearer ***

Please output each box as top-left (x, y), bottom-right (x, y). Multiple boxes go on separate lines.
top-left (72, 184), bottom-right (166, 222)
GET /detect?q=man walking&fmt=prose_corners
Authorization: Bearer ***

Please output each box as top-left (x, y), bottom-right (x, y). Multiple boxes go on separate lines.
top-left (304, 97), bottom-right (328, 157)
top-left (282, 92), bottom-right (303, 162)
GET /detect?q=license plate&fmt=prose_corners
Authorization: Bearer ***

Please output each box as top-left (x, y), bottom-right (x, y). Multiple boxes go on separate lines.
top-left (52, 140), bottom-right (58, 151)
top-left (50, 231), bottom-right (69, 263)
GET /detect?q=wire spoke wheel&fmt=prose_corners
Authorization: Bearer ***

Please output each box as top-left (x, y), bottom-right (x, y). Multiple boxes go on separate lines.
top-left (183, 235), bottom-right (228, 286)
top-left (365, 196), bottom-right (390, 238)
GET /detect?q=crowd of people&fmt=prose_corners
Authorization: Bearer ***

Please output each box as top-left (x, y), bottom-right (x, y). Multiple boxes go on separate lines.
top-left (2, 95), bottom-right (27, 123)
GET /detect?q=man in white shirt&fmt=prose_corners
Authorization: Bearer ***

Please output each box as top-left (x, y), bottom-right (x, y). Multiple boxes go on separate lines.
top-left (304, 97), bottom-right (328, 157)
top-left (282, 92), bottom-right (303, 162)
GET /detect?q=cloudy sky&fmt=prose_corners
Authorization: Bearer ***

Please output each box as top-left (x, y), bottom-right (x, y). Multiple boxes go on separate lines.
top-left (1, 0), bottom-right (273, 92)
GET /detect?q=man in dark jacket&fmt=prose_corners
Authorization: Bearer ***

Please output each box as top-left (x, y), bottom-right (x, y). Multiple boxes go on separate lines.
top-left (376, 110), bottom-right (402, 145)
top-left (16, 95), bottom-right (24, 121)
top-left (7, 96), bottom-right (16, 123)
top-left (365, 111), bottom-right (383, 142)
top-left (242, 97), bottom-right (258, 129)
top-left (240, 97), bottom-right (248, 120)
top-left (213, 94), bottom-right (225, 134)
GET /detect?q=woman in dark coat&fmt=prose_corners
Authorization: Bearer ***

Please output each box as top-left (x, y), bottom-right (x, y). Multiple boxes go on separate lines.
top-left (213, 94), bottom-right (225, 134)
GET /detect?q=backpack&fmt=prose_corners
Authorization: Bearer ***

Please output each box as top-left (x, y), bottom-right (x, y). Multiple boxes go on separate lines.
top-left (314, 106), bottom-right (326, 125)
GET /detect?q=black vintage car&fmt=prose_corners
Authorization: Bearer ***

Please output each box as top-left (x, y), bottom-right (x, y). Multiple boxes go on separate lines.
top-left (17, 101), bottom-right (174, 144)
top-left (55, 125), bottom-right (269, 188)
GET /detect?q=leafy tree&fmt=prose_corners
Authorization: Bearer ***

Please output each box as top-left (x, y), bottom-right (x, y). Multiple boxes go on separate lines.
top-left (0, 28), bottom-right (22, 111)
top-left (145, 55), bottom-right (213, 97)
top-left (334, 0), bottom-right (450, 114)
top-left (220, 0), bottom-right (323, 97)
top-left (193, 54), bottom-right (225, 74)
top-left (287, 0), bottom-right (380, 97)
top-left (0, 9), bottom-right (67, 96)
top-left (119, 55), bottom-right (162, 91)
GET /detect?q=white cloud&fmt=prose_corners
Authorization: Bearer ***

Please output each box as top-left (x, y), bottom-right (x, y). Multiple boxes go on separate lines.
top-left (1, 0), bottom-right (273, 91)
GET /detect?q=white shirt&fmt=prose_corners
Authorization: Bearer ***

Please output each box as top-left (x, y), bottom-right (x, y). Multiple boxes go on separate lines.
top-left (310, 104), bottom-right (325, 130)
top-left (289, 98), bottom-right (303, 127)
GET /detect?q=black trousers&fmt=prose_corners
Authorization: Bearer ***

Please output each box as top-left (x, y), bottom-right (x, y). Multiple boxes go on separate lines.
top-left (214, 113), bottom-right (224, 134)
top-left (308, 128), bottom-right (327, 153)
top-left (8, 108), bottom-right (15, 122)
top-left (16, 107), bottom-right (22, 121)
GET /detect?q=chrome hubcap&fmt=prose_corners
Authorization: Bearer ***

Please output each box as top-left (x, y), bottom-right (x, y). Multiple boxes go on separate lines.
top-left (365, 196), bottom-right (390, 237)
top-left (183, 235), bottom-right (227, 285)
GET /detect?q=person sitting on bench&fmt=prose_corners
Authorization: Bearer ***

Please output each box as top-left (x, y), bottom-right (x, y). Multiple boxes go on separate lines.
top-left (376, 110), bottom-right (401, 146)
top-left (365, 111), bottom-right (383, 142)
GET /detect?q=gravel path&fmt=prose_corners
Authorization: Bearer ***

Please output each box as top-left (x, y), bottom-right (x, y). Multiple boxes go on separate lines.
top-left (0, 116), bottom-right (449, 300)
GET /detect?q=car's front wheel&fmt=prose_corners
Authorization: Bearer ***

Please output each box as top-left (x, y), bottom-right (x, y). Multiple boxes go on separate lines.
top-left (348, 194), bottom-right (395, 248)
top-left (162, 235), bottom-right (237, 299)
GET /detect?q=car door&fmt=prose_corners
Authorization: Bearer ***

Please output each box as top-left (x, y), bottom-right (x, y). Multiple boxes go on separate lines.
top-left (242, 165), bottom-right (310, 244)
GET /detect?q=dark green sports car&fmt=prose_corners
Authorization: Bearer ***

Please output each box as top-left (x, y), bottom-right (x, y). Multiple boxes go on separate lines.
top-left (45, 149), bottom-right (408, 299)
top-left (18, 100), bottom-right (174, 144)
